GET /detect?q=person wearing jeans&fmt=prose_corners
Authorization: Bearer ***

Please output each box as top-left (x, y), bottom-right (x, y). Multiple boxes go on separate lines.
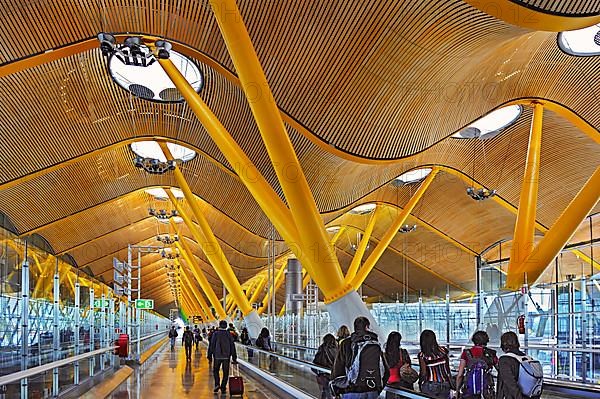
top-left (208, 320), bottom-right (237, 394)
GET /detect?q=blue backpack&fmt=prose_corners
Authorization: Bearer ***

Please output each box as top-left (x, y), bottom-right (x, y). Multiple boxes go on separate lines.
top-left (463, 349), bottom-right (494, 398)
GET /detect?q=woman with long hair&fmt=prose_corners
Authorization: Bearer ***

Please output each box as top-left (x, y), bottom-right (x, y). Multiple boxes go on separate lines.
top-left (384, 331), bottom-right (415, 397)
top-left (336, 325), bottom-right (350, 343)
top-left (313, 334), bottom-right (338, 399)
top-left (418, 330), bottom-right (452, 399)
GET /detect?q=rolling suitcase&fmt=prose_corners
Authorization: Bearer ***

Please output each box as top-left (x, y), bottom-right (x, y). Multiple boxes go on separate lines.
top-left (228, 363), bottom-right (244, 396)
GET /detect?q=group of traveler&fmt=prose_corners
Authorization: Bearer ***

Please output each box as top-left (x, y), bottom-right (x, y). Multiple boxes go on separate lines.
top-left (168, 324), bottom-right (205, 359)
top-left (311, 317), bottom-right (543, 399)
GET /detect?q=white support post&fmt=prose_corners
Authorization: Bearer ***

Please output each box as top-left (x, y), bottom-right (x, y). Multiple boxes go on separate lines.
top-left (89, 287), bottom-right (95, 377)
top-left (109, 297), bottom-right (115, 367)
top-left (52, 259), bottom-right (60, 396)
top-left (581, 276), bottom-right (588, 382)
top-left (136, 250), bottom-right (141, 361)
top-left (74, 279), bottom-right (80, 385)
top-left (127, 245), bottom-right (132, 360)
top-left (20, 242), bottom-right (29, 399)
top-left (100, 293), bottom-right (106, 370)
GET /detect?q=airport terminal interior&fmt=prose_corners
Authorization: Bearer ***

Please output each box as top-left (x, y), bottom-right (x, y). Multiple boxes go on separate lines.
top-left (0, 1), bottom-right (599, 398)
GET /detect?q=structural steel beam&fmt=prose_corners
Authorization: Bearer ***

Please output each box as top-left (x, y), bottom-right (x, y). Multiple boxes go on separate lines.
top-left (207, 0), bottom-right (347, 300)
top-left (160, 145), bottom-right (261, 318)
top-left (506, 167), bottom-right (600, 288)
top-left (248, 275), bottom-right (268, 309)
top-left (508, 104), bottom-right (544, 281)
top-left (173, 235), bottom-right (227, 320)
top-left (178, 259), bottom-right (215, 322)
top-left (345, 207), bottom-right (380, 284)
top-left (351, 169), bottom-right (439, 291)
top-left (258, 265), bottom-right (287, 315)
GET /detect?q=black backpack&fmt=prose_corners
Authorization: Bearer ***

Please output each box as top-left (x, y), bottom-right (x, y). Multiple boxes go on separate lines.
top-left (183, 332), bottom-right (194, 345)
top-left (331, 335), bottom-right (385, 394)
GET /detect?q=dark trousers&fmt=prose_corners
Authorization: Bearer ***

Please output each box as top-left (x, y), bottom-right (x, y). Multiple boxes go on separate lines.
top-left (184, 344), bottom-right (192, 359)
top-left (213, 358), bottom-right (231, 389)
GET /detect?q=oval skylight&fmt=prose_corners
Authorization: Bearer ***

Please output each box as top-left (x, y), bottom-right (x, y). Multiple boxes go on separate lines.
top-left (395, 168), bottom-right (432, 184)
top-left (145, 187), bottom-right (184, 200)
top-left (349, 203), bottom-right (376, 215)
top-left (558, 24), bottom-right (600, 56)
top-left (157, 216), bottom-right (184, 224)
top-left (131, 141), bottom-right (196, 162)
top-left (108, 50), bottom-right (203, 102)
top-left (326, 226), bottom-right (341, 233)
top-left (453, 105), bottom-right (522, 139)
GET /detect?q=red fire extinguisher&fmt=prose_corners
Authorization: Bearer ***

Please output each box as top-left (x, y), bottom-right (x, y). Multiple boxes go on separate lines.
top-left (517, 315), bottom-right (526, 334)
top-left (114, 334), bottom-right (129, 357)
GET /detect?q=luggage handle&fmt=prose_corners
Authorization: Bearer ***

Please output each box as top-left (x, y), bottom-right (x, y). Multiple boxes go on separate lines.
top-left (231, 361), bottom-right (241, 377)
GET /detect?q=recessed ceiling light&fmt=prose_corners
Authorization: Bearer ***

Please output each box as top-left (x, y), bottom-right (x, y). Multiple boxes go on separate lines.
top-left (558, 23), bottom-right (600, 56)
top-left (108, 49), bottom-right (203, 102)
top-left (145, 187), bottom-right (185, 201)
top-left (395, 168), bottom-right (432, 184)
top-left (131, 141), bottom-right (196, 163)
top-left (349, 203), bottom-right (376, 215)
top-left (452, 105), bottom-right (522, 140)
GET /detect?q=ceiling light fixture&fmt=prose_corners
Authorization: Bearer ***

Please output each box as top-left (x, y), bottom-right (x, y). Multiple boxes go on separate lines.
top-left (149, 208), bottom-right (178, 220)
top-left (466, 187), bottom-right (497, 201)
top-left (398, 224), bottom-right (417, 234)
top-left (97, 34), bottom-right (204, 103)
top-left (157, 234), bottom-right (179, 244)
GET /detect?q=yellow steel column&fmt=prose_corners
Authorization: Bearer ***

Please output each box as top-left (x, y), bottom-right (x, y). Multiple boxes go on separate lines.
top-left (179, 260), bottom-right (215, 321)
top-left (160, 145), bottom-right (254, 317)
top-left (507, 104), bottom-right (544, 285)
top-left (181, 282), bottom-right (207, 322)
top-left (507, 167), bottom-right (600, 288)
top-left (248, 275), bottom-right (268, 307)
top-left (173, 237), bottom-right (227, 320)
top-left (351, 169), bottom-right (439, 291)
top-left (258, 265), bottom-right (287, 315)
top-left (207, 0), bottom-right (346, 299)
top-left (345, 207), bottom-right (380, 284)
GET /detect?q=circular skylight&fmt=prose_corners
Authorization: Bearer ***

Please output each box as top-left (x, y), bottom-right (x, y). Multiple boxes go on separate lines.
top-left (395, 168), bottom-right (432, 184)
top-left (349, 203), bottom-right (376, 215)
top-left (108, 50), bottom-right (203, 102)
top-left (558, 24), bottom-right (600, 56)
top-left (145, 187), bottom-right (185, 201)
top-left (452, 105), bottom-right (522, 139)
top-left (131, 141), bottom-right (196, 162)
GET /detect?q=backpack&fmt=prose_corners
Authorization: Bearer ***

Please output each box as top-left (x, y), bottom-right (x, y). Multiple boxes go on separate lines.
top-left (501, 353), bottom-right (544, 397)
top-left (183, 332), bottom-right (194, 345)
top-left (463, 349), bottom-right (494, 398)
top-left (331, 336), bottom-right (385, 394)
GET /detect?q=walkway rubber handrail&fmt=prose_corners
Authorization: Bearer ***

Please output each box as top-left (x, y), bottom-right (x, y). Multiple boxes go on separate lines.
top-left (130, 330), bottom-right (166, 343)
top-left (0, 346), bottom-right (117, 386)
top-left (235, 358), bottom-right (314, 399)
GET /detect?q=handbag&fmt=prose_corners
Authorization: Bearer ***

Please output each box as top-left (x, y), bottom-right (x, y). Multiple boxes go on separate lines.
top-left (399, 363), bottom-right (419, 384)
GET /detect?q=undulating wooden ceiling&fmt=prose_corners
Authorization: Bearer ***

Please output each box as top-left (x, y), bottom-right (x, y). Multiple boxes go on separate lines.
top-left (0, 0), bottom-right (598, 311)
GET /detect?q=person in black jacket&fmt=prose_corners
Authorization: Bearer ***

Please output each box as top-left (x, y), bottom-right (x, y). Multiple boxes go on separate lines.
top-left (313, 334), bottom-right (337, 399)
top-left (496, 332), bottom-right (537, 399)
top-left (331, 317), bottom-right (390, 399)
top-left (207, 320), bottom-right (237, 394)
top-left (182, 326), bottom-right (194, 361)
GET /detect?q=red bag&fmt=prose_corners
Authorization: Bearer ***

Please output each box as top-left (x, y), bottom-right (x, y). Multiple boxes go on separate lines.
top-left (229, 364), bottom-right (244, 396)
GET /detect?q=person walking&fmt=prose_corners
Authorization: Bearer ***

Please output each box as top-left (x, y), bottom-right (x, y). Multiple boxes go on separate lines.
top-left (312, 334), bottom-right (337, 399)
top-left (418, 330), bottom-right (452, 399)
top-left (336, 325), bottom-right (350, 343)
top-left (182, 326), bottom-right (194, 361)
top-left (193, 325), bottom-right (202, 350)
top-left (207, 320), bottom-right (238, 394)
top-left (255, 327), bottom-right (273, 351)
top-left (497, 332), bottom-right (543, 399)
top-left (168, 326), bottom-right (178, 351)
top-left (331, 317), bottom-right (389, 399)
top-left (456, 331), bottom-right (497, 399)
top-left (240, 327), bottom-right (251, 345)
top-left (384, 331), bottom-right (416, 397)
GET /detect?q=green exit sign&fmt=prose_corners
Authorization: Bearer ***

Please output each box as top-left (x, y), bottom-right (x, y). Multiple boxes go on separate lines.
top-left (135, 299), bottom-right (154, 309)
top-left (93, 299), bottom-right (109, 308)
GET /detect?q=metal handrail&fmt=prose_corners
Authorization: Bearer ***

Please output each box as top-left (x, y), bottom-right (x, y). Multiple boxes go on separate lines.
top-left (131, 330), bottom-right (166, 343)
top-left (0, 346), bottom-right (117, 386)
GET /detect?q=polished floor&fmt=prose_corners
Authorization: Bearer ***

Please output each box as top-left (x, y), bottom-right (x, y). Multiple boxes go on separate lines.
top-left (109, 343), bottom-right (277, 398)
